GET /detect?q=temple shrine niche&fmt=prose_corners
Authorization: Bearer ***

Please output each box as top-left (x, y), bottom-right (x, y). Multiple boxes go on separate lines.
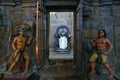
top-left (49, 12), bottom-right (74, 59)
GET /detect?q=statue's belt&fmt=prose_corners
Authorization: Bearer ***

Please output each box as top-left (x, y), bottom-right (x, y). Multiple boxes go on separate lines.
top-left (97, 50), bottom-right (105, 63)
top-left (19, 48), bottom-right (25, 52)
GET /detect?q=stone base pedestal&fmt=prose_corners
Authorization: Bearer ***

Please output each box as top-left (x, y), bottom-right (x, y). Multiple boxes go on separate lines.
top-left (3, 72), bottom-right (40, 80)
top-left (56, 48), bottom-right (69, 54)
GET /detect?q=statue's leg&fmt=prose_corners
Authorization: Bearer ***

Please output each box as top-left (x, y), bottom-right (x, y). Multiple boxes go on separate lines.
top-left (25, 60), bottom-right (30, 71)
top-left (23, 52), bottom-right (30, 72)
top-left (102, 54), bottom-right (114, 77)
top-left (89, 53), bottom-right (98, 74)
top-left (8, 53), bottom-right (20, 73)
top-left (90, 62), bottom-right (96, 74)
top-left (8, 61), bottom-right (16, 73)
top-left (104, 63), bottom-right (114, 77)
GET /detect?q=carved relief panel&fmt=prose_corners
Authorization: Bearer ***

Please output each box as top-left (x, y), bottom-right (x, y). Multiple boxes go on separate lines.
top-left (9, 8), bottom-right (24, 31)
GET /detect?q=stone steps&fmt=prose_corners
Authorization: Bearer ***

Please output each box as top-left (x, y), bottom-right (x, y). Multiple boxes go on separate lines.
top-left (39, 59), bottom-right (76, 80)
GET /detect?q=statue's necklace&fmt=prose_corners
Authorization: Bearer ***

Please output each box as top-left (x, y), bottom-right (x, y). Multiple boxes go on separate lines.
top-left (98, 38), bottom-right (104, 42)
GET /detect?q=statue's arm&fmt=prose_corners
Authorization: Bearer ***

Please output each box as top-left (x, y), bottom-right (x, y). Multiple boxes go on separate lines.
top-left (91, 39), bottom-right (97, 47)
top-left (26, 37), bottom-right (33, 45)
top-left (11, 37), bottom-right (17, 51)
top-left (107, 39), bottom-right (113, 54)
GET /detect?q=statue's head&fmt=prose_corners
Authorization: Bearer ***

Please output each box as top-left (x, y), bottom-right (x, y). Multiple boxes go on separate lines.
top-left (60, 30), bottom-right (66, 37)
top-left (17, 27), bottom-right (24, 35)
top-left (60, 28), bottom-right (67, 36)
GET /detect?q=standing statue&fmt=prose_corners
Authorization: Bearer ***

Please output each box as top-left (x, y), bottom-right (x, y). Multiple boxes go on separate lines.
top-left (7, 28), bottom-right (32, 74)
top-left (89, 29), bottom-right (114, 78)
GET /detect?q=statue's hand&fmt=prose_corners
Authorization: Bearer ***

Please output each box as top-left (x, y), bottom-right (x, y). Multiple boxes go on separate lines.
top-left (15, 49), bottom-right (20, 53)
top-left (14, 50), bottom-right (19, 58)
top-left (29, 36), bottom-right (33, 41)
top-left (103, 51), bottom-right (109, 56)
top-left (68, 34), bottom-right (71, 37)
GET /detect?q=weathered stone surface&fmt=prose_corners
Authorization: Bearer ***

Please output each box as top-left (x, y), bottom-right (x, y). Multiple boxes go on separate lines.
top-left (88, 73), bottom-right (116, 80)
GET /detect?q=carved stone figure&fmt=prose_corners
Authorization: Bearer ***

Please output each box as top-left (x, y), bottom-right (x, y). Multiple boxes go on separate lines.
top-left (7, 27), bottom-right (32, 74)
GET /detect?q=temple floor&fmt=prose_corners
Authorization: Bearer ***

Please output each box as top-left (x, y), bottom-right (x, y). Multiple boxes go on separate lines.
top-left (1, 70), bottom-right (120, 80)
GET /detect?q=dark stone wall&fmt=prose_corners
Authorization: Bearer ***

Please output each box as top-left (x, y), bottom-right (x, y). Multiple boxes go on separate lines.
top-left (113, 5), bottom-right (120, 74)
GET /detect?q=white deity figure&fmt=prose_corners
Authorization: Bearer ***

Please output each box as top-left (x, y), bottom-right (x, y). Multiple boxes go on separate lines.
top-left (59, 36), bottom-right (68, 49)
top-left (54, 26), bottom-right (71, 50)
